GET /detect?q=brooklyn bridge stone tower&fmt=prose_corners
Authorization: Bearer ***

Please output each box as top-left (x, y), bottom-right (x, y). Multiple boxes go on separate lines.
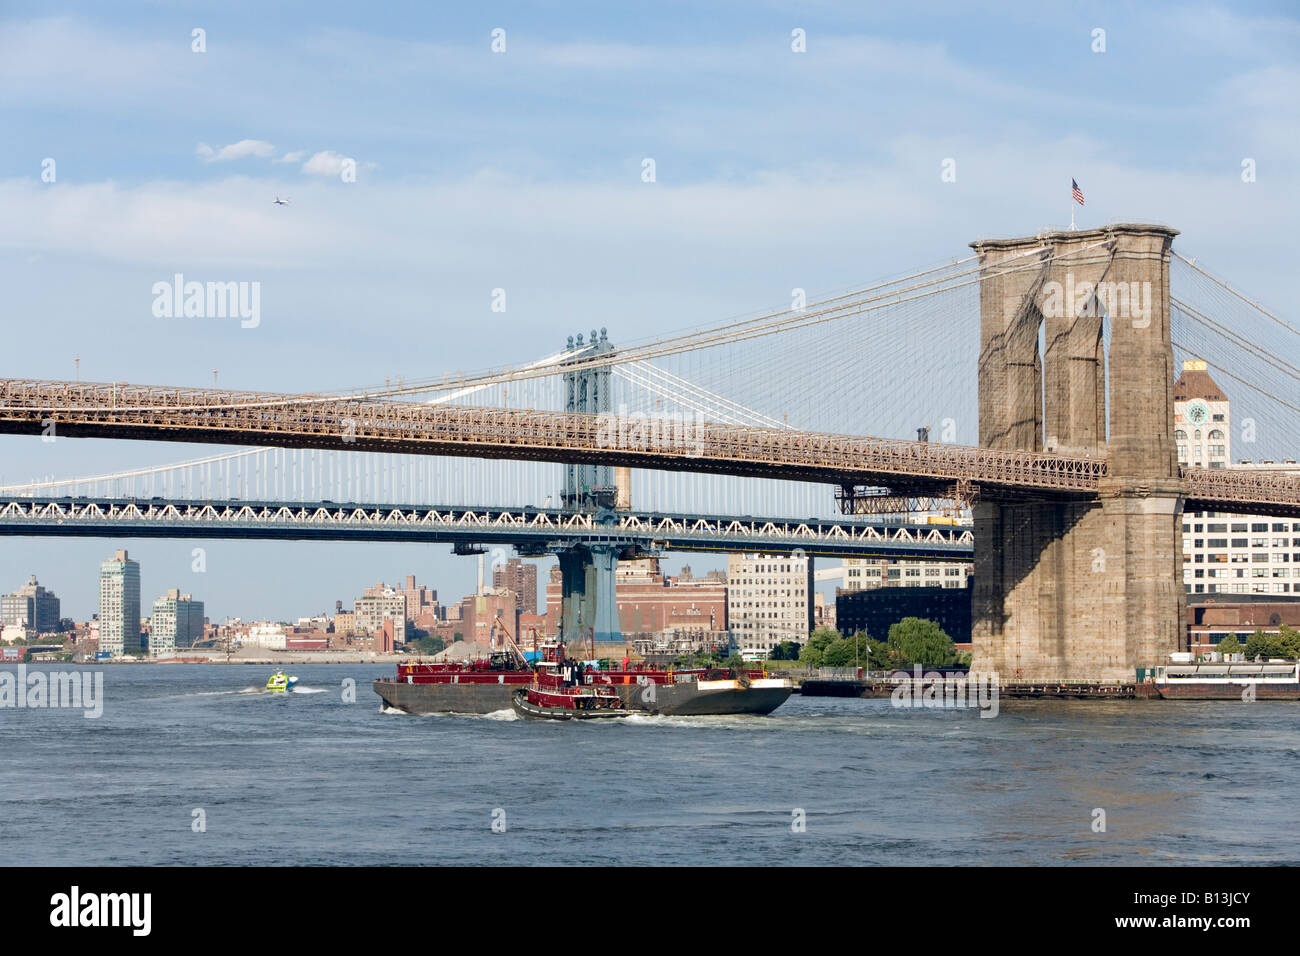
top-left (970, 224), bottom-right (1184, 681)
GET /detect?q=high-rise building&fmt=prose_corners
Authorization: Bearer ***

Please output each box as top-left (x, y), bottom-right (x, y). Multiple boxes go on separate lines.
top-left (389, 575), bottom-right (440, 623)
top-left (841, 515), bottom-right (974, 593)
top-left (836, 582), bottom-right (973, 647)
top-left (726, 552), bottom-right (813, 657)
top-left (151, 589), bottom-right (206, 657)
top-left (1, 575), bottom-right (61, 633)
top-left (493, 558), bottom-right (538, 615)
top-left (1175, 359), bottom-right (1300, 596)
top-left (99, 549), bottom-right (141, 656)
top-left (354, 586), bottom-right (409, 643)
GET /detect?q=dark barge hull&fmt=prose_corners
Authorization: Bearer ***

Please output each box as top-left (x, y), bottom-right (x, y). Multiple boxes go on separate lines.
top-left (1154, 683), bottom-right (1300, 700)
top-left (609, 681), bottom-right (792, 715)
top-left (374, 679), bottom-right (792, 716)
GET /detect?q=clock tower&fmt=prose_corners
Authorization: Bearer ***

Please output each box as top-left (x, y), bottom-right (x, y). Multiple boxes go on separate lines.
top-left (1173, 360), bottom-right (1230, 468)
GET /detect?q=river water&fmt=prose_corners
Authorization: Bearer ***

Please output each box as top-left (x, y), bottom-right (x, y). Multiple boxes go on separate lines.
top-left (2, 663), bottom-right (1296, 866)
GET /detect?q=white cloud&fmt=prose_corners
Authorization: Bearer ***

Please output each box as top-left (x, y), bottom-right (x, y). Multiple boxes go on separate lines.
top-left (276, 150), bottom-right (306, 164)
top-left (301, 150), bottom-right (354, 177)
top-left (196, 139), bottom-right (276, 163)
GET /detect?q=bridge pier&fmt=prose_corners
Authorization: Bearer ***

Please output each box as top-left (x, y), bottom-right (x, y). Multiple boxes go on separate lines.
top-left (971, 224), bottom-right (1184, 681)
top-left (555, 543), bottom-right (625, 650)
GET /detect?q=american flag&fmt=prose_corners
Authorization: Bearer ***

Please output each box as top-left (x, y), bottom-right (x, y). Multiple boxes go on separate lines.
top-left (1071, 178), bottom-right (1085, 206)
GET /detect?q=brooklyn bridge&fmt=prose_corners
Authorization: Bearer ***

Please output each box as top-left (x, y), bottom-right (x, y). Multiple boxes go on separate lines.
top-left (2, 224), bottom-right (1297, 680)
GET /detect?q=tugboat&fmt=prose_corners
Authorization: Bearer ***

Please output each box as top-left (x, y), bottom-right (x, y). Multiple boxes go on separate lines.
top-left (510, 642), bottom-right (628, 720)
top-left (265, 671), bottom-right (298, 693)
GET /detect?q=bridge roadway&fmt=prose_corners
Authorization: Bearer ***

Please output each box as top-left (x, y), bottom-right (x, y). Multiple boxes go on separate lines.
top-left (0, 496), bottom-right (975, 559)
top-left (1, 379), bottom-right (1297, 515)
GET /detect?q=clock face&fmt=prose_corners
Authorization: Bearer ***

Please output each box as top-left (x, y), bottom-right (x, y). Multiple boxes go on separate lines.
top-left (1186, 401), bottom-right (1209, 426)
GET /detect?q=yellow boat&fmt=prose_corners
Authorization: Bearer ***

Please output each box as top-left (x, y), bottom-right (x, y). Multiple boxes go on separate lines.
top-left (266, 671), bottom-right (298, 693)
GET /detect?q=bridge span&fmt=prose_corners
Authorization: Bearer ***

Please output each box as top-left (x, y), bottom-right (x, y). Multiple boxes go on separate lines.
top-left (0, 495), bottom-right (974, 560)
top-left (0, 379), bottom-right (1297, 515)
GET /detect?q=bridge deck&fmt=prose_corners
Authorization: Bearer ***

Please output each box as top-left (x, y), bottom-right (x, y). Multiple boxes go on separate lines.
top-left (1, 379), bottom-right (1296, 514)
top-left (0, 496), bottom-right (975, 559)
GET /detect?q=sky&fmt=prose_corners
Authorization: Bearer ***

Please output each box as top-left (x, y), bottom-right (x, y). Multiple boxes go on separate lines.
top-left (1, 0), bottom-right (1297, 621)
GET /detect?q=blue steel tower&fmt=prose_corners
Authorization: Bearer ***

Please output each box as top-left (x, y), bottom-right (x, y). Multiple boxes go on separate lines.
top-left (562, 328), bottom-right (615, 509)
top-left (545, 328), bottom-right (633, 650)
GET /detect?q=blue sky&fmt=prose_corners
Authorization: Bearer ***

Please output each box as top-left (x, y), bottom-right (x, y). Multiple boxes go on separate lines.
top-left (1, 1), bottom-right (1297, 620)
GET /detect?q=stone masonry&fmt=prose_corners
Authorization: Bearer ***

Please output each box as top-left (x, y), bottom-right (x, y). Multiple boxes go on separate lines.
top-left (970, 224), bottom-right (1184, 681)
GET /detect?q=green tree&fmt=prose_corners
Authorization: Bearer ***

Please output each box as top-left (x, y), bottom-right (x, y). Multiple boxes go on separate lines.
top-left (819, 631), bottom-right (875, 668)
top-left (1246, 625), bottom-right (1300, 661)
top-left (1281, 625), bottom-right (1300, 658)
top-left (674, 648), bottom-right (726, 668)
top-left (798, 627), bottom-right (840, 667)
top-left (409, 635), bottom-right (445, 656)
top-left (768, 640), bottom-right (802, 661)
top-left (885, 617), bottom-right (958, 667)
top-left (1246, 627), bottom-right (1281, 661)
top-left (1216, 634), bottom-right (1242, 658)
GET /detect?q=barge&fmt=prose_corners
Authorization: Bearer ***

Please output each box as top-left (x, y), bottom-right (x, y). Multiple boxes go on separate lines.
top-left (373, 645), bottom-right (792, 716)
top-left (1151, 661), bottom-right (1300, 700)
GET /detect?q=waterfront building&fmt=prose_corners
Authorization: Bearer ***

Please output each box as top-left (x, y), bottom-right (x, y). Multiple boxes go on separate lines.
top-left (1, 575), bottom-right (62, 633)
top-left (840, 515), bottom-right (974, 593)
top-left (384, 575), bottom-right (441, 623)
top-left (246, 622), bottom-right (287, 649)
top-left (2, 624), bottom-right (32, 643)
top-left (430, 588), bottom-right (519, 648)
top-left (98, 549), bottom-right (141, 656)
top-left (1175, 359), bottom-right (1300, 597)
top-left (151, 589), bottom-right (206, 657)
top-left (726, 553), bottom-right (813, 658)
top-left (493, 558), bottom-right (538, 615)
top-left (543, 558), bottom-right (728, 645)
top-left (1186, 596), bottom-right (1300, 657)
top-left (354, 586), bottom-right (409, 643)
top-left (836, 581), bottom-right (973, 650)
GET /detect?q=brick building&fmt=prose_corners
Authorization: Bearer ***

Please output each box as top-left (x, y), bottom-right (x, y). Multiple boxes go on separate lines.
top-left (544, 559), bottom-right (727, 641)
top-left (493, 558), bottom-right (538, 616)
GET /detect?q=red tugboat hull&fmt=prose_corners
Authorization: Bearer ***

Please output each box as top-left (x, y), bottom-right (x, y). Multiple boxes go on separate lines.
top-left (509, 688), bottom-right (629, 720)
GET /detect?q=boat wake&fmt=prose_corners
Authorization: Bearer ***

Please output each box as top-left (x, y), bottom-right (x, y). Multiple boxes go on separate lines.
top-left (619, 712), bottom-right (797, 730)
top-left (377, 706), bottom-right (520, 719)
top-left (149, 687), bottom-right (263, 700)
top-left (290, 686), bottom-right (326, 694)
